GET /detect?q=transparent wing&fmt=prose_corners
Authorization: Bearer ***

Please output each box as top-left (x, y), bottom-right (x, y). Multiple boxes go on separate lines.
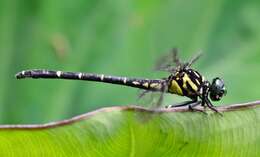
top-left (158, 49), bottom-right (203, 70)
top-left (186, 50), bottom-right (203, 68)
top-left (155, 48), bottom-right (181, 73)
top-left (136, 81), bottom-right (169, 122)
top-left (137, 80), bottom-right (168, 108)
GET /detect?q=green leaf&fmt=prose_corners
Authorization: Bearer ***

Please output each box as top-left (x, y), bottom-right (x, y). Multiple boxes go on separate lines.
top-left (1, 101), bottom-right (259, 156)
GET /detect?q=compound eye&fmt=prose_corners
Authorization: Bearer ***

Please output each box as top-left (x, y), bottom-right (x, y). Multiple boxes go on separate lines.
top-left (214, 78), bottom-right (225, 88)
top-left (210, 77), bottom-right (226, 101)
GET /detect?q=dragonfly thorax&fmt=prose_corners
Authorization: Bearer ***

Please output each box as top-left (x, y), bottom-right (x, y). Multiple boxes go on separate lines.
top-left (167, 68), bottom-right (205, 99)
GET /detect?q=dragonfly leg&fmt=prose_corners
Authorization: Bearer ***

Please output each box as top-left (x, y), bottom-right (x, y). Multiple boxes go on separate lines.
top-left (188, 100), bottom-right (201, 109)
top-left (166, 100), bottom-right (206, 114)
top-left (200, 92), bottom-right (222, 116)
top-left (166, 100), bottom-right (205, 112)
top-left (204, 98), bottom-right (223, 116)
top-left (188, 101), bottom-right (207, 114)
top-left (200, 82), bottom-right (222, 115)
top-left (166, 100), bottom-right (196, 108)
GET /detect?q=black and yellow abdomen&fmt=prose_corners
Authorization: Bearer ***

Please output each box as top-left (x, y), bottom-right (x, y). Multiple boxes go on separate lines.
top-left (168, 68), bottom-right (204, 99)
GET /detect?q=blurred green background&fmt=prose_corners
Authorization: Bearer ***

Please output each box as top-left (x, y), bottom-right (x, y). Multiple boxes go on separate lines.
top-left (0, 0), bottom-right (260, 124)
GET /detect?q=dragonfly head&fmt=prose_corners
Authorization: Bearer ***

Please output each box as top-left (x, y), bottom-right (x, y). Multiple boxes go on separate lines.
top-left (209, 77), bottom-right (227, 101)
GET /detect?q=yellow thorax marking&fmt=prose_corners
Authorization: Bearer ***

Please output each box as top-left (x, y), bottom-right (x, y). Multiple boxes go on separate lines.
top-left (183, 73), bottom-right (198, 92)
top-left (169, 80), bottom-right (183, 95)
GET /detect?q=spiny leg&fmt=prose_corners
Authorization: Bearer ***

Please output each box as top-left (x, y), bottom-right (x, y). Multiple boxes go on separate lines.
top-left (166, 100), bottom-right (206, 113)
top-left (166, 100), bottom-right (196, 108)
top-left (200, 91), bottom-right (223, 115)
top-left (205, 98), bottom-right (223, 116)
top-left (199, 81), bottom-right (222, 115)
top-left (189, 101), bottom-right (204, 112)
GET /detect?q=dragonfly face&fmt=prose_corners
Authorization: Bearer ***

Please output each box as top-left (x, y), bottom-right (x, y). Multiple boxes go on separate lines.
top-left (209, 77), bottom-right (227, 101)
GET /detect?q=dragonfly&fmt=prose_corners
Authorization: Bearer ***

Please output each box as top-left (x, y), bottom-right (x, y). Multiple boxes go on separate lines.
top-left (15, 48), bottom-right (227, 113)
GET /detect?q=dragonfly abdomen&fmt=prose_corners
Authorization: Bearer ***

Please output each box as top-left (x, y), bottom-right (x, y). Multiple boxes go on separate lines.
top-left (16, 69), bottom-right (166, 91)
